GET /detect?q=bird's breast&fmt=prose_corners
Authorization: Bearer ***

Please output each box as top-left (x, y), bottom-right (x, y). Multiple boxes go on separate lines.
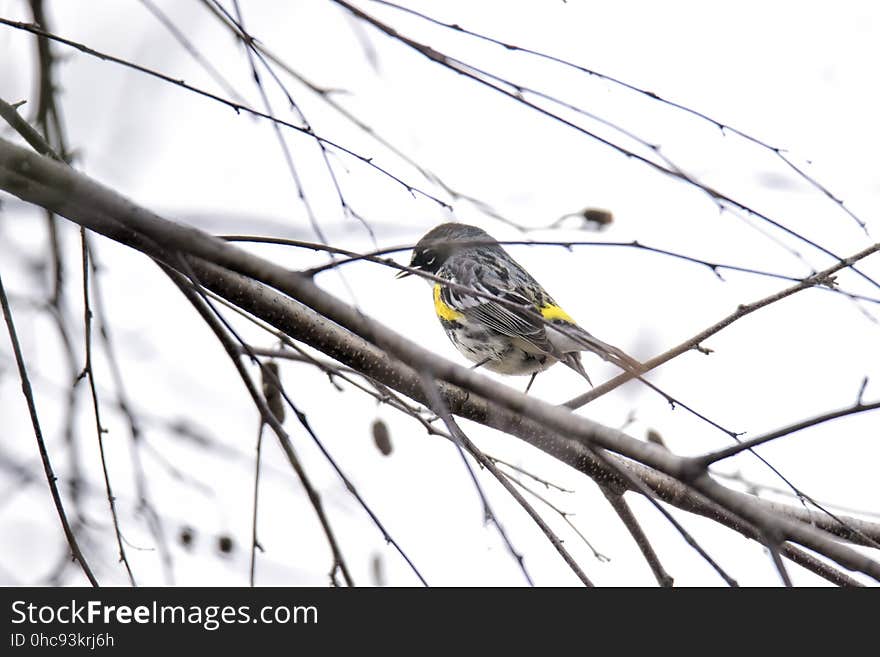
top-left (433, 284), bottom-right (463, 321)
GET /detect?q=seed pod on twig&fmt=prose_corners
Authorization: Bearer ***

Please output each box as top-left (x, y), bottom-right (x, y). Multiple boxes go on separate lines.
top-left (580, 207), bottom-right (614, 228)
top-left (371, 553), bottom-right (385, 586)
top-left (179, 525), bottom-right (195, 550)
top-left (553, 207), bottom-right (614, 231)
top-left (217, 534), bottom-right (235, 556)
top-left (372, 418), bottom-right (392, 456)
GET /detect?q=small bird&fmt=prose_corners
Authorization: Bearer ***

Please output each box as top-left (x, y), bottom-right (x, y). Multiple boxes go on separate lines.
top-left (397, 223), bottom-right (638, 391)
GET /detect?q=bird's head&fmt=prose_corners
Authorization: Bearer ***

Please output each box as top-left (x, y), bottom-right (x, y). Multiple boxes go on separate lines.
top-left (396, 223), bottom-right (497, 279)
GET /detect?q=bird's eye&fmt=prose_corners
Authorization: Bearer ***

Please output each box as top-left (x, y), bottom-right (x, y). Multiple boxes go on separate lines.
top-left (425, 255), bottom-right (436, 265)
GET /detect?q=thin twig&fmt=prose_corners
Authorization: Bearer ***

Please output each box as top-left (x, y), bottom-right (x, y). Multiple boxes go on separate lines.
top-left (164, 263), bottom-right (357, 587)
top-left (501, 473), bottom-right (609, 563)
top-left (78, 230), bottom-right (136, 584)
top-left (564, 243), bottom-right (880, 410)
top-left (182, 256), bottom-right (427, 585)
top-left (765, 534), bottom-right (793, 587)
top-left (713, 469), bottom-right (880, 521)
top-left (600, 486), bottom-right (673, 587)
top-left (490, 457), bottom-right (573, 494)
top-left (332, 0), bottom-right (880, 291)
top-left (694, 399), bottom-right (880, 469)
top-left (227, 0), bottom-right (330, 245)
top-left (0, 97), bottom-right (62, 160)
top-left (370, 0), bottom-right (870, 236)
top-left (420, 372), bottom-right (588, 586)
top-left (0, 17), bottom-right (449, 210)
top-left (249, 422), bottom-right (265, 587)
top-left (0, 272), bottom-right (98, 586)
top-left (86, 242), bottom-right (175, 584)
top-left (137, 0), bottom-right (245, 102)
top-left (214, 0), bottom-right (377, 243)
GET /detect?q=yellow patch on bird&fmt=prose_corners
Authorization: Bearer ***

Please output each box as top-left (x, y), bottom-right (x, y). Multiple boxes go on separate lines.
top-left (434, 284), bottom-right (463, 321)
top-left (540, 304), bottom-right (575, 323)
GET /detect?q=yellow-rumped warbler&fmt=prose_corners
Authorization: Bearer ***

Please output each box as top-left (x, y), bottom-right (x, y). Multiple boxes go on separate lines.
top-left (397, 223), bottom-right (637, 388)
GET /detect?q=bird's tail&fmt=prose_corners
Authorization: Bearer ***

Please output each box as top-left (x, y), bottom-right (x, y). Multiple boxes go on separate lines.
top-left (561, 352), bottom-right (593, 386)
top-left (555, 324), bottom-right (643, 376)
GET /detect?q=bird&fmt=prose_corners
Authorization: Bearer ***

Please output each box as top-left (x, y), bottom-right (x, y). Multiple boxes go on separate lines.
top-left (396, 222), bottom-right (638, 391)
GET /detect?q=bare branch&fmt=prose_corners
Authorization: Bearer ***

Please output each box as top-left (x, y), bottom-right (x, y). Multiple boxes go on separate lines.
top-left (564, 250), bottom-right (879, 410)
top-left (600, 487), bottom-right (673, 587)
top-left (420, 373), bottom-right (595, 585)
top-left (78, 230), bottom-right (136, 584)
top-left (693, 399), bottom-right (880, 469)
top-left (332, 0), bottom-right (880, 290)
top-left (164, 264), bottom-right (357, 587)
top-left (0, 272), bottom-right (98, 586)
top-left (369, 0), bottom-right (870, 235)
top-left (0, 17), bottom-right (450, 210)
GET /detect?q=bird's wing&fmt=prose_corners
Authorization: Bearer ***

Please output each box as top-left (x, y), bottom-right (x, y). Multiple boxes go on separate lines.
top-left (441, 258), bottom-right (559, 357)
top-left (440, 252), bottom-right (643, 373)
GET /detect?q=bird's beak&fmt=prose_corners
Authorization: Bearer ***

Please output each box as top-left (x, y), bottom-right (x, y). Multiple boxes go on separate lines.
top-left (395, 269), bottom-right (413, 279)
